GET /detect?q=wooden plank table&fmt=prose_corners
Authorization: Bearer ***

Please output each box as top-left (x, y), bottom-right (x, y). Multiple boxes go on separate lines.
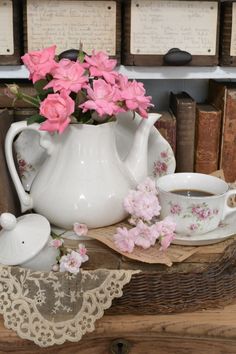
top-left (0, 303), bottom-right (236, 353)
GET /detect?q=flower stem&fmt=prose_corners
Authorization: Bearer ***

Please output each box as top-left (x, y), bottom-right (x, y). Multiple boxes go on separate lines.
top-left (20, 93), bottom-right (40, 108)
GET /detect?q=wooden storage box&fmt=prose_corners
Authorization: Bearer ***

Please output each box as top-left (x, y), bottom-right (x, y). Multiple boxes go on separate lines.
top-left (0, 0), bottom-right (22, 65)
top-left (122, 0), bottom-right (220, 66)
top-left (220, 1), bottom-right (236, 66)
top-left (23, 0), bottom-right (121, 63)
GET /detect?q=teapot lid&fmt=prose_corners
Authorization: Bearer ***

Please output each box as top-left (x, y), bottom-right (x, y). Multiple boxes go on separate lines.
top-left (0, 213), bottom-right (50, 265)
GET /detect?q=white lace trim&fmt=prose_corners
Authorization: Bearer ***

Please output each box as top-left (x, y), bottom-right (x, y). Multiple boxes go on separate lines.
top-left (0, 265), bottom-right (138, 347)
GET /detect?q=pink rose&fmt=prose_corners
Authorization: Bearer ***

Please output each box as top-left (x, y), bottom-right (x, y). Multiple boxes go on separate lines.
top-left (21, 45), bottom-right (57, 83)
top-left (44, 59), bottom-right (88, 94)
top-left (73, 223), bottom-right (88, 237)
top-left (80, 79), bottom-right (123, 117)
top-left (39, 90), bottom-right (74, 133)
top-left (77, 243), bottom-right (89, 263)
top-left (84, 50), bottom-right (118, 84)
top-left (50, 238), bottom-right (64, 249)
top-left (117, 75), bottom-right (153, 118)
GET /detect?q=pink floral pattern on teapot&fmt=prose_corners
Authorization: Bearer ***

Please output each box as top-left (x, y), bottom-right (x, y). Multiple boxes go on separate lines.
top-left (153, 148), bottom-right (172, 178)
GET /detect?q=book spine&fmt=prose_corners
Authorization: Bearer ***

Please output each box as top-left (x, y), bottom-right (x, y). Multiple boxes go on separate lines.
top-left (13, 107), bottom-right (38, 122)
top-left (195, 107), bottom-right (221, 174)
top-left (170, 93), bottom-right (196, 172)
top-left (0, 84), bottom-right (37, 108)
top-left (0, 109), bottom-right (21, 215)
top-left (220, 89), bottom-right (236, 182)
top-left (154, 114), bottom-right (176, 154)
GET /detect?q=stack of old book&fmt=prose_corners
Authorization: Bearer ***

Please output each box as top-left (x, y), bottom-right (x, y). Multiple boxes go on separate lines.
top-left (165, 80), bottom-right (236, 183)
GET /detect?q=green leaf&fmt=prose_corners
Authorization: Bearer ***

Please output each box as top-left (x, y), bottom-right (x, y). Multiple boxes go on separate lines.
top-left (27, 114), bottom-right (45, 125)
top-left (78, 42), bottom-right (85, 63)
top-left (51, 230), bottom-right (59, 239)
top-left (78, 51), bottom-right (85, 63)
top-left (34, 79), bottom-right (48, 94)
top-left (34, 79), bottom-right (53, 100)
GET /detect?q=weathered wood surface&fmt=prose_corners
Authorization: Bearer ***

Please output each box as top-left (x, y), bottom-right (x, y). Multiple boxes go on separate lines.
top-left (1, 303), bottom-right (236, 353)
top-left (72, 235), bottom-right (236, 271)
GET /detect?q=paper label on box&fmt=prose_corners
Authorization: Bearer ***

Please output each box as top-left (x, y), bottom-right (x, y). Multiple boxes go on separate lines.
top-left (230, 3), bottom-right (236, 56)
top-left (27, 0), bottom-right (116, 55)
top-left (130, 0), bottom-right (218, 56)
top-left (0, 0), bottom-right (14, 55)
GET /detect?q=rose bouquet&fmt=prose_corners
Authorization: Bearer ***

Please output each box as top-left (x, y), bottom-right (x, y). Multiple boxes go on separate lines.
top-left (7, 45), bottom-right (153, 134)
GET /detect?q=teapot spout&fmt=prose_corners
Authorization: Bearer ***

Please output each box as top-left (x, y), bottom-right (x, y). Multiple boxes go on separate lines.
top-left (124, 113), bottom-right (161, 183)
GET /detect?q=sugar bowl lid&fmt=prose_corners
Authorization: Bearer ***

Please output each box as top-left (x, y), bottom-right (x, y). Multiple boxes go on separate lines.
top-left (0, 213), bottom-right (50, 265)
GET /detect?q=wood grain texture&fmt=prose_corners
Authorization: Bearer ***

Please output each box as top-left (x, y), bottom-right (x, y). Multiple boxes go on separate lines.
top-left (1, 304), bottom-right (236, 353)
top-left (72, 235), bottom-right (236, 270)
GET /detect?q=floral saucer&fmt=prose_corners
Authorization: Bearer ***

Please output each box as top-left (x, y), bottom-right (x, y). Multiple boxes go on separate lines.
top-left (172, 212), bottom-right (236, 246)
top-left (14, 112), bottom-right (176, 191)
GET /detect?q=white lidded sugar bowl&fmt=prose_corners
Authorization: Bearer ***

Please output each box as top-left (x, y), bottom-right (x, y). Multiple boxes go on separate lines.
top-left (0, 213), bottom-right (59, 271)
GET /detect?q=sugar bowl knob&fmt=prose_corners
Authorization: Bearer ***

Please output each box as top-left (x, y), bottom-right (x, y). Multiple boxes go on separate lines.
top-left (0, 213), bottom-right (17, 230)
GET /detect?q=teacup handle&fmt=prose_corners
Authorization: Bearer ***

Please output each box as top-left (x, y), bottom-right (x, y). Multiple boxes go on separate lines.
top-left (222, 189), bottom-right (236, 220)
top-left (5, 121), bottom-right (54, 212)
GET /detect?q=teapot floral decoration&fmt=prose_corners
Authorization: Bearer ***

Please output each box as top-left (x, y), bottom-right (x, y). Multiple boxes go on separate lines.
top-left (5, 45), bottom-right (161, 230)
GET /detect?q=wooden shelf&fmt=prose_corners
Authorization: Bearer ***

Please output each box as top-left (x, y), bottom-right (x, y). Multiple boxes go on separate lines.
top-left (1, 65), bottom-right (236, 80)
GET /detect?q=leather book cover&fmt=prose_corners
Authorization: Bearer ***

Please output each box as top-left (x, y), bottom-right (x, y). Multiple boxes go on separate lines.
top-left (169, 91), bottom-right (196, 172)
top-left (195, 103), bottom-right (222, 174)
top-left (13, 107), bottom-right (38, 122)
top-left (208, 80), bottom-right (236, 182)
top-left (0, 83), bottom-right (37, 108)
top-left (154, 110), bottom-right (176, 154)
top-left (0, 109), bottom-right (20, 216)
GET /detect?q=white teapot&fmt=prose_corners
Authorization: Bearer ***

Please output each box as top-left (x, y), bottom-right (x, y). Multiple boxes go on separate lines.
top-left (5, 113), bottom-right (161, 229)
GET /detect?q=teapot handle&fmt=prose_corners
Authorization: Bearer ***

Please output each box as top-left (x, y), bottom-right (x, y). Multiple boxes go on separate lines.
top-left (5, 121), bottom-right (54, 212)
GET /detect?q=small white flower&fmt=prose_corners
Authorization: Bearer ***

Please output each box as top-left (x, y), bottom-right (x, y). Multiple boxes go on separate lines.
top-left (51, 264), bottom-right (59, 272)
top-left (59, 251), bottom-right (83, 274)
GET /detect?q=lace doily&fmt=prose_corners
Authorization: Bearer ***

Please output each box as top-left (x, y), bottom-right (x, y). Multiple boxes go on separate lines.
top-left (0, 265), bottom-right (138, 347)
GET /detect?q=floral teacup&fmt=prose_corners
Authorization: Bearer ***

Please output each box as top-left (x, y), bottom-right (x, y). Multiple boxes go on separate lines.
top-left (156, 173), bottom-right (236, 236)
